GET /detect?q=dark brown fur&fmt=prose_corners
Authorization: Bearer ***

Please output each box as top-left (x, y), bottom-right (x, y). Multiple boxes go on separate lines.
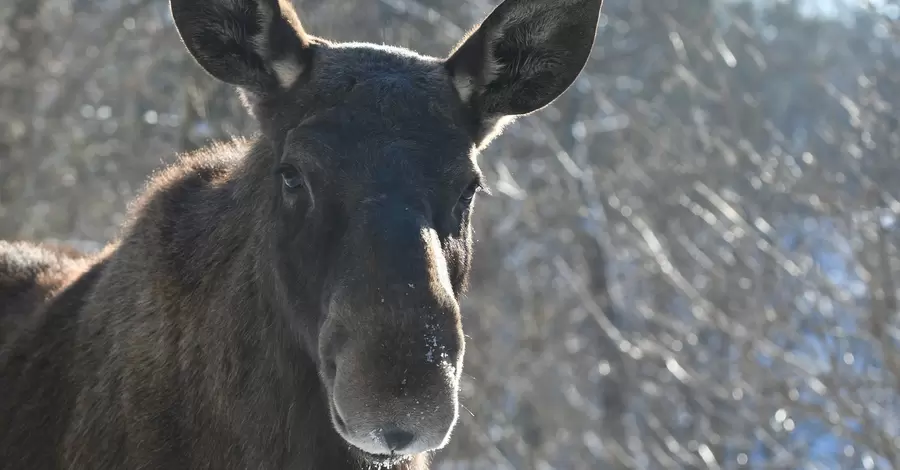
top-left (0, 241), bottom-right (92, 344)
top-left (0, 1), bottom-right (603, 469)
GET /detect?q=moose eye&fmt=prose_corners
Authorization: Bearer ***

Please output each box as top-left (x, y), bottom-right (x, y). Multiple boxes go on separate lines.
top-left (278, 164), bottom-right (305, 190)
top-left (458, 179), bottom-right (484, 207)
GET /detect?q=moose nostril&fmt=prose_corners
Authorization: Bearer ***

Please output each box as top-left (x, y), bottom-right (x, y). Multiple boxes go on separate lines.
top-left (382, 428), bottom-right (415, 452)
top-left (325, 359), bottom-right (337, 380)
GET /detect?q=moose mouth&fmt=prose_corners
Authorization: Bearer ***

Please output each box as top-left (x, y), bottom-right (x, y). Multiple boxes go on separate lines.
top-left (330, 400), bottom-right (414, 466)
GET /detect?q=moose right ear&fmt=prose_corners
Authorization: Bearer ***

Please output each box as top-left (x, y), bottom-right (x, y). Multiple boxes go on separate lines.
top-left (169, 0), bottom-right (313, 96)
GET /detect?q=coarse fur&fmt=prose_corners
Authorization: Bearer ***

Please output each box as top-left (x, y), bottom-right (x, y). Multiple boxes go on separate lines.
top-left (0, 0), bottom-right (604, 469)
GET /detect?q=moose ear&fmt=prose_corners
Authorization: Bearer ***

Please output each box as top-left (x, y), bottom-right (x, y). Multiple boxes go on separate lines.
top-left (170, 0), bottom-right (312, 95)
top-left (446, 0), bottom-right (602, 121)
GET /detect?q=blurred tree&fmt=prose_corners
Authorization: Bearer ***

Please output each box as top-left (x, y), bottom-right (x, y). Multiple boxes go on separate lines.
top-left (0, 0), bottom-right (46, 237)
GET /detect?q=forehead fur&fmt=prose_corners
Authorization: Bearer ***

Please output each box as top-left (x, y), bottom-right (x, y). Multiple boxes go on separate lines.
top-left (267, 42), bottom-right (477, 183)
top-left (275, 42), bottom-right (464, 125)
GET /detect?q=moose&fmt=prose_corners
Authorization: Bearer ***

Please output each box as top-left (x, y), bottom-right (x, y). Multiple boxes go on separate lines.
top-left (0, 0), bottom-right (603, 468)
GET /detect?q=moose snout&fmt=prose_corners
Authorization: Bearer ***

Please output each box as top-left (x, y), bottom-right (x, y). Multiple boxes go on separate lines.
top-left (330, 388), bottom-right (458, 456)
top-left (319, 209), bottom-right (466, 456)
top-left (320, 311), bottom-right (464, 457)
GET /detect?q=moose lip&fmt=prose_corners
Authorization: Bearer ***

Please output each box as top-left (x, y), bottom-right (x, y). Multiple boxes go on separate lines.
top-left (330, 400), bottom-right (414, 464)
top-left (356, 450), bottom-right (410, 467)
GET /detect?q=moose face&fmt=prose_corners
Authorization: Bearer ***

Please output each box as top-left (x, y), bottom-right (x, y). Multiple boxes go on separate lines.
top-left (271, 44), bottom-right (477, 459)
top-left (169, 0), bottom-right (603, 462)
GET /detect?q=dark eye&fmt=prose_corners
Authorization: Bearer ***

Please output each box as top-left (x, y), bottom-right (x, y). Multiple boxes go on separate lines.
top-left (278, 164), bottom-right (304, 190)
top-left (458, 179), bottom-right (483, 207)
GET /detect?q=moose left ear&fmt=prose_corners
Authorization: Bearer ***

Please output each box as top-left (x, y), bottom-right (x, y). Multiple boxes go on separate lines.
top-left (445, 0), bottom-right (603, 122)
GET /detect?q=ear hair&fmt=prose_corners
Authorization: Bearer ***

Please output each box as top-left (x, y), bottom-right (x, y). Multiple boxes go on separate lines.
top-left (170, 0), bottom-right (313, 95)
top-left (446, 0), bottom-right (603, 143)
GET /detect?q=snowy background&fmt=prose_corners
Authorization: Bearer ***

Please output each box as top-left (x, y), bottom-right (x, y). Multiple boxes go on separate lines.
top-left (2, 0), bottom-right (899, 468)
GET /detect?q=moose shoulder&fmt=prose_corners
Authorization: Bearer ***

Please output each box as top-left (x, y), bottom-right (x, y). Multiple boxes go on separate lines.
top-left (0, 0), bottom-right (603, 468)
